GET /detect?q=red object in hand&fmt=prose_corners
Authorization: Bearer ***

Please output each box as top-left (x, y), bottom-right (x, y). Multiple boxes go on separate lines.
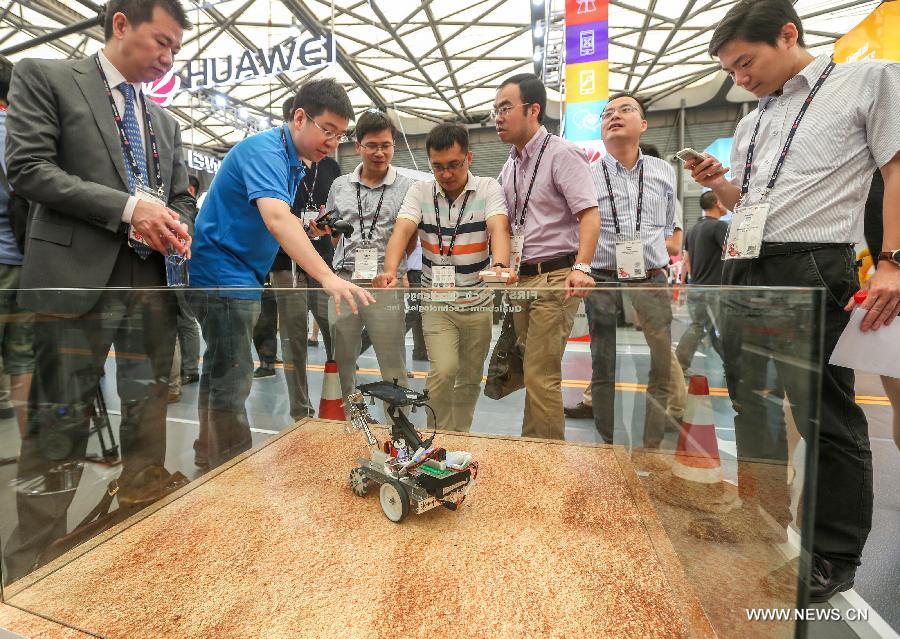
top-left (853, 290), bottom-right (868, 304)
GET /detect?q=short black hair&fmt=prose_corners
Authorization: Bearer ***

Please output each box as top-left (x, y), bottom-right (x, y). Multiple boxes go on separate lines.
top-left (188, 175), bottom-right (201, 193)
top-left (426, 123), bottom-right (469, 155)
top-left (608, 92), bottom-right (646, 119)
top-left (0, 56), bottom-right (12, 103)
top-left (498, 73), bottom-right (547, 124)
top-left (709, 0), bottom-right (805, 57)
top-left (354, 109), bottom-right (396, 142)
top-left (639, 143), bottom-right (660, 159)
top-left (282, 96), bottom-right (294, 122)
top-left (699, 191), bottom-right (720, 211)
top-left (292, 78), bottom-right (354, 123)
top-left (104, 0), bottom-right (191, 41)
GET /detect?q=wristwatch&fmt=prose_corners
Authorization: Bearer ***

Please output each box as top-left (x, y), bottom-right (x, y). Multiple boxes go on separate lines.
top-left (571, 262), bottom-right (591, 275)
top-left (879, 249), bottom-right (900, 267)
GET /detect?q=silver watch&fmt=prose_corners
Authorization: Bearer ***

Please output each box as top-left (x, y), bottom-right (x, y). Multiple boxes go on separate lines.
top-left (571, 262), bottom-right (591, 275)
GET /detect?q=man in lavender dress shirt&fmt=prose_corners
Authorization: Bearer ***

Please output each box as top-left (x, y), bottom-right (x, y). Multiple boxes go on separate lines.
top-left (494, 73), bottom-right (600, 440)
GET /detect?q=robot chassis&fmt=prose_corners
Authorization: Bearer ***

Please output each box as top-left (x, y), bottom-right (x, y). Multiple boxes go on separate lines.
top-left (345, 381), bottom-right (478, 523)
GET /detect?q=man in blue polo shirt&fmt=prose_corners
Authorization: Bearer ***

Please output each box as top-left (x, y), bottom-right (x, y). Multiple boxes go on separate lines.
top-left (190, 79), bottom-right (371, 468)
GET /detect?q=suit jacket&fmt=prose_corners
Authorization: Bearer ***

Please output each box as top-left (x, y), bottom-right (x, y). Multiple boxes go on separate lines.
top-left (5, 55), bottom-right (196, 316)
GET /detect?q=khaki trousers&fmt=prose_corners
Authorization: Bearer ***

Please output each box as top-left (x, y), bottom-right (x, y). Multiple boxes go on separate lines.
top-left (513, 268), bottom-right (581, 439)
top-left (421, 305), bottom-right (493, 432)
top-left (329, 281), bottom-right (407, 398)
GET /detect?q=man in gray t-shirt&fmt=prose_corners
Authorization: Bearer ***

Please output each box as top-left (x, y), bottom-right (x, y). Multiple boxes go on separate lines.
top-left (325, 110), bottom-right (413, 397)
top-left (675, 191), bottom-right (728, 372)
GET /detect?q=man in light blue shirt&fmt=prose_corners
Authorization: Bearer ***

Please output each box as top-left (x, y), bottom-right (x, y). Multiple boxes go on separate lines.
top-left (581, 92), bottom-right (677, 457)
top-left (189, 79), bottom-right (371, 468)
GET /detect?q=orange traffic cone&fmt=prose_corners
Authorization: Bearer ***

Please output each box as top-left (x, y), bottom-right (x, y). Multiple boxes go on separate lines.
top-left (672, 375), bottom-right (722, 484)
top-left (648, 374), bottom-right (741, 514)
top-left (318, 360), bottom-right (346, 420)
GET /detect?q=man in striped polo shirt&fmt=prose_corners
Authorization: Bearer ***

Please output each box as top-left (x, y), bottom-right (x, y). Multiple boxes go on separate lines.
top-left (376, 124), bottom-right (515, 432)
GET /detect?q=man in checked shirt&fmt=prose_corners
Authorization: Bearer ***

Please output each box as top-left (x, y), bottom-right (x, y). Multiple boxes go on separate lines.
top-left (686, 0), bottom-right (900, 602)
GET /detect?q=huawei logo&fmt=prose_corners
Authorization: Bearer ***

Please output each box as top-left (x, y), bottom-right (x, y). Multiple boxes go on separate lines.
top-left (142, 69), bottom-right (180, 107)
top-left (583, 148), bottom-right (603, 164)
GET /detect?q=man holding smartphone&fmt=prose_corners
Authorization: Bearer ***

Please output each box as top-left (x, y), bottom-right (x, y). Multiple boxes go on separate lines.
top-left (684, 0), bottom-right (900, 601)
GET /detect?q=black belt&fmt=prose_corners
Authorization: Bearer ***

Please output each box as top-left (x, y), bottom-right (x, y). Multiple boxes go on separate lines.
top-left (758, 242), bottom-right (852, 257)
top-left (518, 254), bottom-right (576, 277)
top-left (593, 267), bottom-right (666, 281)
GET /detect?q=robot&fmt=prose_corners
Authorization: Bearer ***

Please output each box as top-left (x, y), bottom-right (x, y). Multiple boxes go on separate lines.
top-left (344, 381), bottom-right (478, 523)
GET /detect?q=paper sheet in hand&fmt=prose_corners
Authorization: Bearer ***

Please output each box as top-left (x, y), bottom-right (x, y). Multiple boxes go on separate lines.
top-left (829, 308), bottom-right (900, 377)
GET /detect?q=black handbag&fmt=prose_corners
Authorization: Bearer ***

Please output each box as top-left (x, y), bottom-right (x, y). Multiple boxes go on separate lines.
top-left (484, 307), bottom-right (524, 399)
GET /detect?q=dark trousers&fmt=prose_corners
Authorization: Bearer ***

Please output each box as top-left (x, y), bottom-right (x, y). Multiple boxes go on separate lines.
top-left (252, 286), bottom-right (278, 367)
top-left (405, 270), bottom-right (427, 358)
top-left (585, 271), bottom-right (673, 447)
top-left (270, 269), bottom-right (332, 419)
top-left (674, 289), bottom-right (725, 371)
top-left (3, 281), bottom-right (175, 583)
top-left (721, 245), bottom-right (872, 567)
top-left (189, 291), bottom-right (260, 469)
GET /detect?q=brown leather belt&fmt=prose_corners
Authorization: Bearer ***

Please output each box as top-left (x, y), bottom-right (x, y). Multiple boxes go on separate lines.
top-left (518, 254), bottom-right (576, 277)
top-left (593, 267), bottom-right (666, 280)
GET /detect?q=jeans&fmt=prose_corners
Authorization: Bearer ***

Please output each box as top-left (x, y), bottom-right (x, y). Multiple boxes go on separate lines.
top-left (189, 291), bottom-right (260, 469)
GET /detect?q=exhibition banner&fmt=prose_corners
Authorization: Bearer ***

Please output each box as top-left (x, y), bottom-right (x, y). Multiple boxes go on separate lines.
top-left (834, 1), bottom-right (900, 63)
top-left (563, 0), bottom-right (609, 152)
top-left (834, 2), bottom-right (900, 283)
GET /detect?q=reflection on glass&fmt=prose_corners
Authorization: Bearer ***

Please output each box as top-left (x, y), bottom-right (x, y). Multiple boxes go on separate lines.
top-left (0, 286), bottom-right (833, 639)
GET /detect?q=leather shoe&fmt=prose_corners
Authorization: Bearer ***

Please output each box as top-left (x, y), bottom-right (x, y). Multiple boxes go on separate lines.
top-left (181, 372), bottom-right (199, 385)
top-left (563, 401), bottom-right (593, 419)
top-left (809, 556), bottom-right (855, 603)
top-left (253, 365), bottom-right (276, 379)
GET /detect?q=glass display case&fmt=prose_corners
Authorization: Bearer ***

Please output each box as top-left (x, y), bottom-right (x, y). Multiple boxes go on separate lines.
top-left (0, 284), bottom-right (834, 638)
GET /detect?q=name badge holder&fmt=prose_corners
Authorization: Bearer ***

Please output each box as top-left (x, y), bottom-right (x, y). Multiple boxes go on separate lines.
top-left (724, 58), bottom-right (836, 261)
top-left (353, 242), bottom-right (379, 282)
top-left (129, 185), bottom-right (166, 249)
top-left (615, 237), bottom-right (646, 280)
top-left (510, 233), bottom-right (525, 274)
top-left (352, 183), bottom-right (387, 282)
top-left (602, 160), bottom-right (646, 280)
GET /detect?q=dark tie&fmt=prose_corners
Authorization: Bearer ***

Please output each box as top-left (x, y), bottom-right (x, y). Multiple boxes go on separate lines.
top-left (118, 82), bottom-right (153, 259)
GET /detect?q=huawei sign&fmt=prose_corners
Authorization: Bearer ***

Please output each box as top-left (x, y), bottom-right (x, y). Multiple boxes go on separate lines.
top-left (142, 69), bottom-right (180, 107)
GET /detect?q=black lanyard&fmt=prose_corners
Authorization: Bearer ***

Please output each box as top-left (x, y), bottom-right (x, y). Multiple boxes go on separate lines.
top-left (432, 185), bottom-right (472, 258)
top-left (601, 159), bottom-right (644, 237)
top-left (512, 134), bottom-right (552, 230)
top-left (356, 182), bottom-right (386, 243)
top-left (301, 163), bottom-right (319, 209)
top-left (94, 54), bottom-right (162, 196)
top-left (740, 59), bottom-right (836, 202)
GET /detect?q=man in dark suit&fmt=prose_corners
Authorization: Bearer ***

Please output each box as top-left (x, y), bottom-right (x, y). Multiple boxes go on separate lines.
top-left (2, 0), bottom-right (194, 582)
